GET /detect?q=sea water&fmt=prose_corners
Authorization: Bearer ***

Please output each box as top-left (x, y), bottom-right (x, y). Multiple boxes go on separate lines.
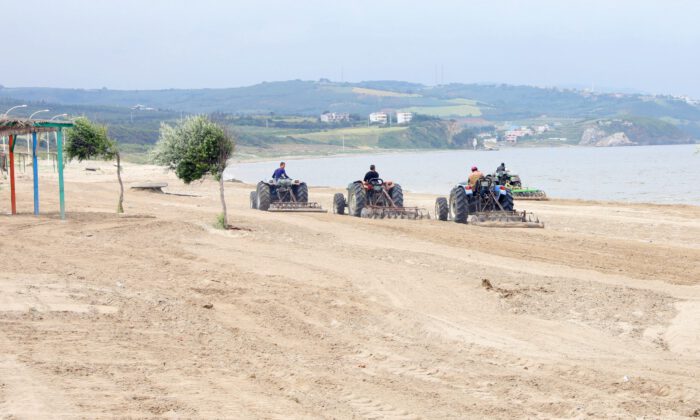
top-left (226, 144), bottom-right (700, 205)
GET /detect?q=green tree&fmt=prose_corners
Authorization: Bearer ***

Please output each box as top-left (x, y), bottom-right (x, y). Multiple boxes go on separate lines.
top-left (152, 115), bottom-right (235, 227)
top-left (65, 117), bottom-right (125, 213)
top-left (451, 128), bottom-right (478, 148)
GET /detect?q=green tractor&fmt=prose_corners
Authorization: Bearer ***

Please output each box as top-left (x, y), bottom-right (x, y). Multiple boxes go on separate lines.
top-left (250, 178), bottom-right (326, 212)
top-left (333, 178), bottom-right (428, 219)
top-left (497, 172), bottom-right (548, 200)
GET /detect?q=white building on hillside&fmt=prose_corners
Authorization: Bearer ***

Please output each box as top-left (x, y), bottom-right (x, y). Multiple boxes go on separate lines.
top-left (320, 112), bottom-right (350, 123)
top-left (369, 112), bottom-right (388, 124)
top-left (395, 112), bottom-right (413, 124)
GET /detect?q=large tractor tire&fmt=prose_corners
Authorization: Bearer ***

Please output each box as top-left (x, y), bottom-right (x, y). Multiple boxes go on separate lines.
top-left (449, 186), bottom-right (469, 224)
top-left (256, 182), bottom-right (271, 211)
top-left (390, 183), bottom-right (404, 208)
top-left (347, 182), bottom-right (366, 217)
top-left (435, 197), bottom-right (448, 221)
top-left (499, 192), bottom-right (514, 211)
top-left (250, 191), bottom-right (258, 209)
top-left (333, 193), bottom-right (346, 215)
top-left (296, 182), bottom-right (309, 203)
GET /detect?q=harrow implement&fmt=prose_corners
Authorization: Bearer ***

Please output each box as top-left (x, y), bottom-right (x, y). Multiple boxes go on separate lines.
top-left (360, 205), bottom-right (429, 219)
top-left (268, 201), bottom-right (327, 213)
top-left (511, 188), bottom-right (548, 201)
top-left (469, 210), bottom-right (544, 228)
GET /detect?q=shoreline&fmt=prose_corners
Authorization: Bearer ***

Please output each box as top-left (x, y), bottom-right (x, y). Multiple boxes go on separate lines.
top-left (231, 142), bottom-right (699, 163)
top-left (229, 179), bottom-right (700, 209)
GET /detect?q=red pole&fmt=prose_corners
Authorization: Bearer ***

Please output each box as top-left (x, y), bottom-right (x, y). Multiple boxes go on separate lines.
top-left (9, 134), bottom-right (16, 214)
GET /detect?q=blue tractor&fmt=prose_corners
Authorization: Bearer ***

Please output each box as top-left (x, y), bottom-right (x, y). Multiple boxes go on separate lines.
top-left (250, 179), bottom-right (326, 213)
top-left (435, 174), bottom-right (543, 227)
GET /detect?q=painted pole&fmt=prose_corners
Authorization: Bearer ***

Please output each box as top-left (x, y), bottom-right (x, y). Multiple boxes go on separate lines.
top-left (32, 131), bottom-right (39, 215)
top-left (9, 134), bottom-right (16, 214)
top-left (57, 128), bottom-right (65, 219)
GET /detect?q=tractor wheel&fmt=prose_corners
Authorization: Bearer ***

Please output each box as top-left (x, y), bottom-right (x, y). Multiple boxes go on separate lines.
top-left (390, 183), bottom-right (404, 208)
top-left (250, 191), bottom-right (258, 209)
top-left (347, 182), bottom-right (366, 217)
top-left (296, 182), bottom-right (309, 203)
top-left (449, 187), bottom-right (469, 224)
top-left (333, 193), bottom-right (346, 215)
top-left (500, 192), bottom-right (514, 211)
top-left (435, 197), bottom-right (448, 221)
top-left (256, 182), bottom-right (271, 211)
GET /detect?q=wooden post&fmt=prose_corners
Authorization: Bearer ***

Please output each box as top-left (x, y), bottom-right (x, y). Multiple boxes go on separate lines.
top-left (57, 128), bottom-right (65, 219)
top-left (32, 131), bottom-right (39, 215)
top-left (9, 134), bottom-right (16, 214)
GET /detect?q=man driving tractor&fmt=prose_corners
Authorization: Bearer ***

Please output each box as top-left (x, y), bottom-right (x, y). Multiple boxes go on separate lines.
top-left (272, 162), bottom-right (289, 181)
top-left (468, 165), bottom-right (483, 189)
top-left (364, 164), bottom-right (379, 182)
top-left (496, 162), bottom-right (506, 174)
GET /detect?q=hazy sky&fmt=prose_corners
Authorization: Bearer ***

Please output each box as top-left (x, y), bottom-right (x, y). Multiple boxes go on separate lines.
top-left (3, 0), bottom-right (699, 96)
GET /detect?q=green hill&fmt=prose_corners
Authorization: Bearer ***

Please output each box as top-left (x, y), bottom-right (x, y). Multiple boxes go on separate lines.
top-left (3, 80), bottom-right (700, 123)
top-left (1, 80), bottom-right (698, 153)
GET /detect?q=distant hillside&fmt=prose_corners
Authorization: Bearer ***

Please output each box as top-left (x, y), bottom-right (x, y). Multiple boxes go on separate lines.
top-left (3, 80), bottom-right (700, 123)
top-left (1, 80), bottom-right (698, 150)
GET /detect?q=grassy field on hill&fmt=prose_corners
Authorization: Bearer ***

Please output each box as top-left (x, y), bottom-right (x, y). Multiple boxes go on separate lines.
top-left (351, 87), bottom-right (421, 98)
top-left (401, 98), bottom-right (482, 117)
top-left (294, 126), bottom-right (409, 146)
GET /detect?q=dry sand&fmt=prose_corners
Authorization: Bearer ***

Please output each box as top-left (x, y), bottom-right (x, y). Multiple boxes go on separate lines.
top-left (1, 160), bottom-right (699, 418)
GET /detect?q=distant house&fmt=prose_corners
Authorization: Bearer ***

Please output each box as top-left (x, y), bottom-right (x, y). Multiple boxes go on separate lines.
top-left (369, 112), bottom-right (388, 124)
top-left (503, 126), bottom-right (533, 143)
top-left (395, 112), bottom-right (413, 124)
top-left (534, 124), bottom-right (550, 134)
top-left (504, 132), bottom-right (519, 143)
top-left (320, 112), bottom-right (350, 123)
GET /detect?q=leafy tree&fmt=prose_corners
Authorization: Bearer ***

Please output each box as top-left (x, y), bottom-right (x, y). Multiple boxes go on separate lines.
top-left (451, 128), bottom-right (478, 148)
top-left (152, 115), bottom-right (235, 227)
top-left (65, 117), bottom-right (125, 212)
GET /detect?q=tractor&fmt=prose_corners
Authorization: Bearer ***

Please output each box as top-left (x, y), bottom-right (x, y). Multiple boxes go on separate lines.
top-left (496, 171), bottom-right (548, 200)
top-left (250, 178), bottom-right (326, 212)
top-left (435, 174), bottom-right (543, 227)
top-left (333, 178), bottom-right (428, 219)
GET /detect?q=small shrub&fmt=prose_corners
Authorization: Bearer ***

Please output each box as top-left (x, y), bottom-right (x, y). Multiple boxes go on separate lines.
top-left (215, 213), bottom-right (226, 229)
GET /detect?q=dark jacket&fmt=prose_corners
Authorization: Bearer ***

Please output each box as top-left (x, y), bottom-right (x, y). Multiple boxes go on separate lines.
top-left (364, 170), bottom-right (379, 182)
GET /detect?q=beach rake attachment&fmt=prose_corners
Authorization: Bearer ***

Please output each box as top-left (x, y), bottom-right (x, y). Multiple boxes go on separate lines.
top-left (512, 189), bottom-right (548, 200)
top-left (268, 201), bottom-right (327, 213)
top-left (360, 205), bottom-right (430, 220)
top-left (469, 210), bottom-right (544, 228)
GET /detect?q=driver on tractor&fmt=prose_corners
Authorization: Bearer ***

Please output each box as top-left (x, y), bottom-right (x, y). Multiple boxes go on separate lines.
top-left (468, 165), bottom-right (483, 189)
top-left (272, 162), bottom-right (289, 182)
top-left (364, 164), bottom-right (379, 183)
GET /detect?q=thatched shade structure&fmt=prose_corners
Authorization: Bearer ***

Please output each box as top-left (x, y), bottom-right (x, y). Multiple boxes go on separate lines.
top-left (0, 117), bottom-right (74, 219)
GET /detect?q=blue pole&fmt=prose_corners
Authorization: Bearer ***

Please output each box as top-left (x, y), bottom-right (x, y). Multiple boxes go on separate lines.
top-left (57, 128), bottom-right (65, 219)
top-left (32, 131), bottom-right (39, 215)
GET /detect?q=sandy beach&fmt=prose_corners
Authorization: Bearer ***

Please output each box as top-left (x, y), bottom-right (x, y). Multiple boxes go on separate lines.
top-left (1, 160), bottom-right (699, 418)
